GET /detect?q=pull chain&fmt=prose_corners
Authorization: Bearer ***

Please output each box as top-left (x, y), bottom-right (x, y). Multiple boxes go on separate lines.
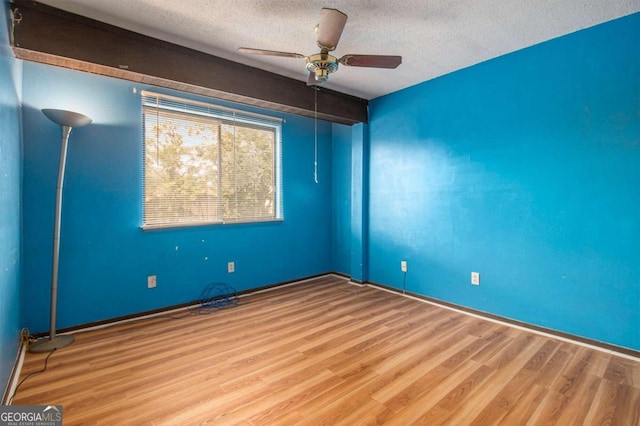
top-left (314, 87), bottom-right (318, 184)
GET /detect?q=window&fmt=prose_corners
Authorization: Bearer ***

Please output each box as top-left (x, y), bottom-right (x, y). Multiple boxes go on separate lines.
top-left (142, 91), bottom-right (283, 228)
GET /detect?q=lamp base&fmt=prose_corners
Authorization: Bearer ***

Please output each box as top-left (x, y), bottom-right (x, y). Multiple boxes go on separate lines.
top-left (29, 335), bottom-right (74, 353)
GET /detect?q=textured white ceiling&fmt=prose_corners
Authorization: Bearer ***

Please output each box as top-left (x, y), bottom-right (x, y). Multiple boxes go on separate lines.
top-left (36, 0), bottom-right (640, 100)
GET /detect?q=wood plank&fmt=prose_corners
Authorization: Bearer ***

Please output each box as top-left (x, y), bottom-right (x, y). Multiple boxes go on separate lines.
top-left (612, 384), bottom-right (640, 426)
top-left (581, 378), bottom-right (619, 425)
top-left (469, 368), bottom-right (538, 424)
top-left (446, 336), bottom-right (548, 425)
top-left (11, 276), bottom-right (640, 425)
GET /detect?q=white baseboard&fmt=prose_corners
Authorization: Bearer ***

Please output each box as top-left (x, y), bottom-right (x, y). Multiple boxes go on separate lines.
top-left (366, 282), bottom-right (640, 362)
top-left (2, 341), bottom-right (26, 405)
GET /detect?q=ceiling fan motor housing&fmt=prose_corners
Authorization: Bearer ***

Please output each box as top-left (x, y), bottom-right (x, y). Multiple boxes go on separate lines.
top-left (306, 53), bottom-right (339, 82)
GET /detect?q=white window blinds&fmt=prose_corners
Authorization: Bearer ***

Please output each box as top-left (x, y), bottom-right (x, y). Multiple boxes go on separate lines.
top-left (142, 91), bottom-right (283, 228)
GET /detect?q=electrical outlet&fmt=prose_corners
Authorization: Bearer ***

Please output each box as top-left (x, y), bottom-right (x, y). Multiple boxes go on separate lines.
top-left (228, 261), bottom-right (235, 273)
top-left (401, 261), bottom-right (408, 272)
top-left (471, 272), bottom-right (480, 286)
top-left (147, 275), bottom-right (157, 288)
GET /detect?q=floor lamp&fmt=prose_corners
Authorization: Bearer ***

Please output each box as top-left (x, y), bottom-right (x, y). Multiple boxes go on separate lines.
top-left (29, 109), bottom-right (92, 353)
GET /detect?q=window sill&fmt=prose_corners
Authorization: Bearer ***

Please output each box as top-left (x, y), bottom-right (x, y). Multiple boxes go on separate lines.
top-left (140, 218), bottom-right (283, 231)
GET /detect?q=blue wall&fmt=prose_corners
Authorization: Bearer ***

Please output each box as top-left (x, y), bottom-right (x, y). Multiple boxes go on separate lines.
top-left (350, 124), bottom-right (370, 282)
top-left (368, 13), bottom-right (640, 350)
top-left (0, 0), bottom-right (22, 396)
top-left (331, 123), bottom-right (351, 275)
top-left (21, 62), bottom-right (333, 333)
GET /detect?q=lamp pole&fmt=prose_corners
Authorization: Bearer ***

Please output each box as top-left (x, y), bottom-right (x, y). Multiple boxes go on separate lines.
top-left (29, 109), bottom-right (92, 353)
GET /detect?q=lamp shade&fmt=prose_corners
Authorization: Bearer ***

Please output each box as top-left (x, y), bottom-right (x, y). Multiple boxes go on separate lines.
top-left (42, 108), bottom-right (92, 128)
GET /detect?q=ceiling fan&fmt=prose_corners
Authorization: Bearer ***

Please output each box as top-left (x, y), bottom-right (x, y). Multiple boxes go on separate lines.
top-left (238, 8), bottom-right (402, 85)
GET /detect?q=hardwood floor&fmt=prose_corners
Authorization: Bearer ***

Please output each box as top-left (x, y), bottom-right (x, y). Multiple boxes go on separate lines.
top-left (12, 276), bottom-right (640, 425)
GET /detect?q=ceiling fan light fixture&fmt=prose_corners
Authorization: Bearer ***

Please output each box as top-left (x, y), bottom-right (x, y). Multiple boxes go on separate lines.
top-left (314, 68), bottom-right (329, 82)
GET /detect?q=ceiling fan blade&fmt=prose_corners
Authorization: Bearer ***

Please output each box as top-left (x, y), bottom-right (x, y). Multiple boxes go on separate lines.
top-left (316, 8), bottom-right (348, 50)
top-left (339, 54), bottom-right (402, 69)
top-left (238, 47), bottom-right (305, 59)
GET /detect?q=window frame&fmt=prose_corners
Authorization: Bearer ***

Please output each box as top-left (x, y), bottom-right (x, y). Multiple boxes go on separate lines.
top-left (141, 91), bottom-right (283, 230)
